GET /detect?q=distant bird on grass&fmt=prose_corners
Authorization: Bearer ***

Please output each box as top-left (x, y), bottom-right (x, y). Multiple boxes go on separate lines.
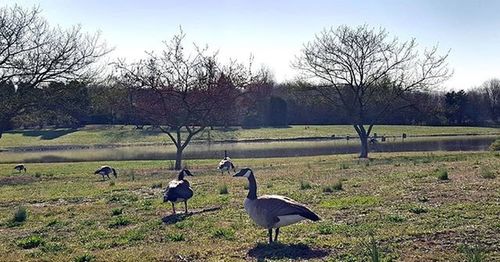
top-left (163, 169), bottom-right (194, 214)
top-left (234, 168), bottom-right (320, 244)
top-left (14, 164), bottom-right (27, 173)
top-left (94, 166), bottom-right (117, 180)
top-left (218, 150), bottom-right (235, 174)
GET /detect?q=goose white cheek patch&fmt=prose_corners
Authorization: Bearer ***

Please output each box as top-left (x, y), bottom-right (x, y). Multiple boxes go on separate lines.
top-left (243, 170), bottom-right (251, 178)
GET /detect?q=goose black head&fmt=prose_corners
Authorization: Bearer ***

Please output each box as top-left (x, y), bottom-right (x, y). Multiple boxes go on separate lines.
top-left (178, 169), bottom-right (193, 179)
top-left (233, 168), bottom-right (253, 178)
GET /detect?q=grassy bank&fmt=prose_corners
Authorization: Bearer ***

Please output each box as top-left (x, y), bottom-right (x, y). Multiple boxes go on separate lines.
top-left (1, 125), bottom-right (499, 148)
top-left (0, 151), bottom-right (498, 261)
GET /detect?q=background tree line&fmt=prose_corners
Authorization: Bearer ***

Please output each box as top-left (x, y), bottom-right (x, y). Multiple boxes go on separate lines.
top-left (8, 77), bottom-right (498, 130)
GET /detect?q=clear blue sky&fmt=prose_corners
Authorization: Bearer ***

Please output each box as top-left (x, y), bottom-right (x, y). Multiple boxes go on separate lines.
top-left (4, 0), bottom-right (500, 90)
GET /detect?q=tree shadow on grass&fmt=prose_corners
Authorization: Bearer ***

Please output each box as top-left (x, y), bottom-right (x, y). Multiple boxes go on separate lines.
top-left (248, 242), bottom-right (329, 260)
top-left (161, 206), bottom-right (221, 225)
top-left (11, 129), bottom-right (78, 140)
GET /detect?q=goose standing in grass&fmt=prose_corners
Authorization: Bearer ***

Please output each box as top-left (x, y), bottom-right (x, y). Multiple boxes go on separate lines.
top-left (234, 168), bottom-right (320, 243)
top-left (163, 169), bottom-right (194, 214)
top-left (218, 150), bottom-right (235, 174)
top-left (94, 166), bottom-right (117, 180)
top-left (14, 164), bottom-right (27, 173)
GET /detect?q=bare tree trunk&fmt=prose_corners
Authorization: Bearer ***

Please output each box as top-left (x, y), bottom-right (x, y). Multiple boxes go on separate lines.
top-left (359, 133), bottom-right (368, 158)
top-left (354, 124), bottom-right (373, 159)
top-left (0, 122), bottom-right (6, 139)
top-left (164, 127), bottom-right (205, 170)
top-left (175, 146), bottom-right (183, 170)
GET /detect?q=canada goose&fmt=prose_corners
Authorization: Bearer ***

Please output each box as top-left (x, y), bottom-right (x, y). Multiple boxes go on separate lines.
top-left (94, 166), bottom-right (117, 180)
top-left (14, 164), bottom-right (27, 173)
top-left (233, 168), bottom-right (320, 243)
top-left (218, 150), bottom-right (235, 174)
top-left (163, 169), bottom-right (194, 214)
top-left (369, 137), bottom-right (378, 145)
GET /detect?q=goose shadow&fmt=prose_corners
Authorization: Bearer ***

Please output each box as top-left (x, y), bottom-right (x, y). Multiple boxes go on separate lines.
top-left (161, 206), bottom-right (221, 225)
top-left (247, 242), bottom-right (329, 260)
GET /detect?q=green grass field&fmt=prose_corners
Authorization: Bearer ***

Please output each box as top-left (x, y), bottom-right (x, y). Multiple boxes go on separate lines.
top-left (1, 125), bottom-right (499, 148)
top-left (0, 151), bottom-right (498, 261)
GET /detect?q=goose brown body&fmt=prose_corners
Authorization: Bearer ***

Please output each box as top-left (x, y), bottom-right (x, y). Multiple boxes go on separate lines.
top-left (94, 166), bottom-right (117, 180)
top-left (234, 168), bottom-right (320, 243)
top-left (14, 164), bottom-right (27, 173)
top-left (218, 150), bottom-right (235, 174)
top-left (163, 169), bottom-right (194, 214)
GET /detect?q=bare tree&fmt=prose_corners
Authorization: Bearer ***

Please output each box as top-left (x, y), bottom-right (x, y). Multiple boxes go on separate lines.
top-left (116, 31), bottom-right (268, 170)
top-left (0, 5), bottom-right (110, 138)
top-left (294, 25), bottom-right (451, 158)
top-left (480, 79), bottom-right (500, 123)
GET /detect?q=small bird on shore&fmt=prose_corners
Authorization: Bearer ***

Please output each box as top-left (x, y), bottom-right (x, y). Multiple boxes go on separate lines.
top-left (233, 168), bottom-right (320, 243)
top-left (163, 169), bottom-right (194, 214)
top-left (94, 166), bottom-right (117, 180)
top-left (14, 164), bottom-right (27, 173)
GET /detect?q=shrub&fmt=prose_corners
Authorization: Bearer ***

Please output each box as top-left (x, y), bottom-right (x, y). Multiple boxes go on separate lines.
top-left (111, 208), bottom-right (123, 216)
top-left (409, 206), bottom-right (427, 214)
top-left (151, 182), bottom-right (162, 189)
top-left (13, 206), bottom-right (28, 223)
top-left (74, 254), bottom-right (94, 262)
top-left (332, 180), bottom-right (343, 190)
top-left (41, 242), bottom-right (65, 253)
top-left (417, 196), bottom-right (429, 202)
top-left (174, 220), bottom-right (194, 229)
top-left (436, 169), bottom-right (448, 180)
top-left (17, 235), bottom-right (44, 249)
top-left (480, 168), bottom-right (496, 179)
top-left (340, 163), bottom-right (349, 170)
top-left (459, 244), bottom-right (485, 262)
top-left (167, 233), bottom-right (185, 242)
top-left (323, 180), bottom-right (343, 192)
top-left (109, 216), bottom-right (132, 228)
top-left (317, 223), bottom-right (339, 235)
top-left (168, 161), bottom-right (175, 170)
top-left (46, 219), bottom-right (60, 227)
top-left (219, 184), bottom-right (229, 194)
top-left (387, 214), bottom-right (406, 223)
top-left (364, 233), bottom-right (381, 262)
top-left (211, 228), bottom-right (235, 240)
top-left (300, 180), bottom-right (312, 190)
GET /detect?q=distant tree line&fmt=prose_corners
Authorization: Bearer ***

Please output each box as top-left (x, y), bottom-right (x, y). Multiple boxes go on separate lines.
top-left (7, 78), bottom-right (497, 130)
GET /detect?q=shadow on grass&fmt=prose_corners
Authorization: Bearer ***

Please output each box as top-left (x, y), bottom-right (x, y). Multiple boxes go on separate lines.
top-left (248, 242), bottom-right (329, 260)
top-left (161, 206), bottom-right (221, 225)
top-left (10, 129), bottom-right (78, 140)
top-left (24, 155), bottom-right (73, 163)
top-left (0, 175), bottom-right (39, 187)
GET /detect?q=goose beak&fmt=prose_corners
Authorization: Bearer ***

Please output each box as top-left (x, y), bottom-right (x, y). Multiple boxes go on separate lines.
top-left (233, 170), bottom-right (243, 177)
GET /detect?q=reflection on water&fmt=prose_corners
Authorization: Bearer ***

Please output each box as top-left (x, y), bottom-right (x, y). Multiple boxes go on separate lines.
top-left (0, 136), bottom-right (496, 163)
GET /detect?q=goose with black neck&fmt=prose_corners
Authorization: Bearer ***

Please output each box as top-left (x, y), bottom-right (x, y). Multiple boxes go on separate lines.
top-left (233, 168), bottom-right (320, 243)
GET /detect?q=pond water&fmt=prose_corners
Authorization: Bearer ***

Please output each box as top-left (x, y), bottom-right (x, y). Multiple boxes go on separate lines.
top-left (0, 136), bottom-right (496, 163)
